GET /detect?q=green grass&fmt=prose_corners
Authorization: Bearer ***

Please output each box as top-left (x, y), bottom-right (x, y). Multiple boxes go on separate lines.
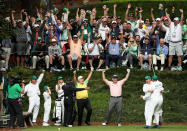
top-left (24, 125), bottom-right (187, 131)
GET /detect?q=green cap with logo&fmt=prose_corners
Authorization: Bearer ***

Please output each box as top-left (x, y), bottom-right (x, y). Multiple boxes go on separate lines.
top-left (58, 76), bottom-right (63, 80)
top-left (145, 76), bottom-right (151, 80)
top-left (152, 75), bottom-right (158, 80)
top-left (31, 75), bottom-right (37, 80)
top-left (36, 17), bottom-right (41, 22)
top-left (44, 85), bottom-right (49, 91)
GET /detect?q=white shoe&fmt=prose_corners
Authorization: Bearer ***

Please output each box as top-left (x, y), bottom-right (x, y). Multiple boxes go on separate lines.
top-left (155, 66), bottom-right (158, 70)
top-left (160, 67), bottom-right (164, 71)
top-left (102, 122), bottom-right (107, 126)
top-left (43, 122), bottom-right (49, 126)
top-left (122, 61), bottom-right (127, 66)
top-left (54, 123), bottom-right (61, 126)
top-left (117, 123), bottom-right (121, 127)
top-left (91, 67), bottom-right (94, 71)
top-left (70, 67), bottom-right (73, 70)
top-left (183, 60), bottom-right (187, 64)
top-left (61, 68), bottom-right (65, 71)
top-left (76, 68), bottom-right (79, 71)
top-left (68, 125), bottom-right (72, 127)
top-left (105, 66), bottom-right (109, 70)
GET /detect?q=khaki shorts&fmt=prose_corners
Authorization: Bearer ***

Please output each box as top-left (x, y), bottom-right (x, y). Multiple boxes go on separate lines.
top-left (71, 55), bottom-right (78, 61)
top-left (169, 42), bottom-right (183, 56)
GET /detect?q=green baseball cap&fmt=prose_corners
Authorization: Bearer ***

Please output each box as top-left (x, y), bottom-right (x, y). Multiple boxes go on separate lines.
top-left (36, 17), bottom-right (41, 22)
top-left (152, 75), bottom-right (158, 80)
top-left (54, 8), bottom-right (57, 13)
top-left (145, 76), bottom-right (151, 80)
top-left (44, 85), bottom-right (49, 91)
top-left (37, 37), bottom-right (42, 41)
top-left (63, 8), bottom-right (68, 12)
top-left (31, 75), bottom-right (37, 80)
top-left (58, 76), bottom-right (63, 80)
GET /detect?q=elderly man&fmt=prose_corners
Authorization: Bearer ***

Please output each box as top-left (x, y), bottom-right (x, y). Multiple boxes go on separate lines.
top-left (165, 8), bottom-right (184, 70)
top-left (102, 69), bottom-right (130, 126)
top-left (24, 70), bottom-right (45, 125)
top-left (73, 70), bottom-right (93, 126)
top-left (153, 37), bottom-right (168, 71)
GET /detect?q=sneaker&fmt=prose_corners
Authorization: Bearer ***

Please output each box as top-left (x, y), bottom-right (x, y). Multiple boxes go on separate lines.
top-left (183, 60), bottom-right (187, 64)
top-left (70, 67), bottom-right (73, 70)
top-left (67, 125), bottom-right (73, 127)
top-left (61, 67), bottom-right (65, 71)
top-left (144, 126), bottom-right (151, 129)
top-left (160, 67), bottom-right (164, 71)
top-left (122, 61), bottom-right (127, 66)
top-left (76, 68), bottom-right (79, 71)
top-left (43, 122), bottom-right (49, 126)
top-left (85, 121), bottom-right (91, 126)
top-left (54, 123), bottom-right (61, 126)
top-left (130, 65), bottom-right (133, 69)
top-left (155, 66), bottom-right (158, 70)
top-left (102, 122), bottom-right (108, 126)
top-left (117, 123), bottom-right (121, 127)
top-left (91, 67), bottom-right (94, 71)
top-left (153, 125), bottom-right (160, 128)
top-left (105, 66), bottom-right (109, 70)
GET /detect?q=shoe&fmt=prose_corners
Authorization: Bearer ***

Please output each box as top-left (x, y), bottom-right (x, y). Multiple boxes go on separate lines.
top-left (85, 121), bottom-right (91, 126)
top-left (91, 67), bottom-right (94, 71)
top-left (183, 60), bottom-right (187, 64)
top-left (155, 66), bottom-right (158, 70)
top-left (43, 122), bottom-right (49, 126)
top-left (160, 67), bottom-right (164, 71)
top-left (153, 125), bottom-right (160, 128)
top-left (130, 65), bottom-right (133, 69)
top-left (117, 123), bottom-right (121, 127)
top-left (68, 125), bottom-right (73, 127)
top-left (159, 121), bottom-right (162, 126)
top-left (32, 122), bottom-right (37, 126)
top-left (76, 68), bottom-right (79, 71)
top-left (105, 66), bottom-right (109, 70)
top-left (122, 61), bottom-right (127, 66)
top-left (61, 68), bottom-right (65, 71)
top-left (17, 126), bottom-right (25, 129)
top-left (102, 122), bottom-right (108, 126)
top-left (70, 67), bottom-right (73, 70)
top-left (54, 123), bottom-right (61, 126)
top-left (144, 126), bottom-right (151, 129)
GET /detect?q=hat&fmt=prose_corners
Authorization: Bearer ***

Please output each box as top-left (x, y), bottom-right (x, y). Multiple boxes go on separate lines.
top-left (102, 18), bottom-right (107, 22)
top-left (63, 8), bottom-right (68, 12)
top-left (111, 35), bottom-right (116, 39)
top-left (73, 35), bottom-right (78, 38)
top-left (34, 24), bottom-right (39, 28)
top-left (36, 17), bottom-right (41, 22)
top-left (0, 68), bottom-right (6, 72)
top-left (83, 18), bottom-right (88, 22)
top-left (97, 35), bottom-right (101, 39)
top-left (17, 19), bottom-right (22, 23)
top-left (156, 18), bottom-right (161, 21)
top-left (144, 36), bottom-right (150, 40)
top-left (78, 76), bottom-right (84, 81)
top-left (58, 76), bottom-right (63, 80)
top-left (51, 38), bottom-right (57, 43)
top-left (70, 19), bottom-right (75, 22)
top-left (112, 21), bottom-right (117, 24)
top-left (44, 85), bottom-right (49, 91)
top-left (174, 17), bottom-right (179, 21)
top-left (93, 36), bottom-right (97, 40)
top-left (31, 75), bottom-right (37, 80)
top-left (127, 21), bottom-right (131, 24)
top-left (162, 16), bottom-right (168, 21)
top-left (139, 20), bottom-right (144, 23)
top-left (108, 16), bottom-right (111, 18)
top-left (152, 75), bottom-right (158, 80)
top-left (112, 74), bottom-right (118, 78)
top-left (117, 16), bottom-right (121, 19)
top-left (145, 76), bottom-right (151, 80)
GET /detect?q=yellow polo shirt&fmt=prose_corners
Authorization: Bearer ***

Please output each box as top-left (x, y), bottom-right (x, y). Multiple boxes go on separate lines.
top-left (76, 80), bottom-right (88, 99)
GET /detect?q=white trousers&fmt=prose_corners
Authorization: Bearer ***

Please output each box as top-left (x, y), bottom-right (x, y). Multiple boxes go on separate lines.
top-left (2, 47), bottom-right (11, 69)
top-left (28, 97), bottom-right (40, 123)
top-left (153, 97), bottom-right (163, 125)
top-left (153, 54), bottom-right (166, 65)
top-left (144, 100), bottom-right (155, 126)
top-left (32, 56), bottom-right (49, 69)
top-left (53, 98), bottom-right (64, 123)
top-left (43, 102), bottom-right (51, 123)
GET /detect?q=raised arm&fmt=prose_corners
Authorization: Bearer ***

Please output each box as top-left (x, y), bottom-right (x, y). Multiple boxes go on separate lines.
top-left (37, 70), bottom-right (45, 85)
top-left (113, 4), bottom-right (117, 19)
top-left (179, 9), bottom-right (184, 25)
top-left (165, 8), bottom-right (171, 25)
top-left (80, 25), bottom-right (84, 41)
top-left (73, 70), bottom-right (77, 84)
top-left (120, 69), bottom-right (130, 85)
top-left (102, 70), bottom-right (110, 85)
top-left (125, 3), bottom-right (131, 21)
top-left (103, 5), bottom-right (109, 17)
top-left (151, 8), bottom-right (155, 22)
top-left (11, 10), bottom-right (16, 27)
top-left (139, 7), bottom-right (143, 21)
top-left (86, 71), bottom-right (93, 82)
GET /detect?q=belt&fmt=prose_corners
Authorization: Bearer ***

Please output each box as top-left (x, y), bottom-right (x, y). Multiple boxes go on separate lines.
top-left (111, 96), bottom-right (122, 98)
top-left (170, 40), bottom-right (182, 43)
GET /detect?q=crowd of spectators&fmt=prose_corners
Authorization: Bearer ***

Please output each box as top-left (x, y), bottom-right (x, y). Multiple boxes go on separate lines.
top-left (0, 3), bottom-right (187, 72)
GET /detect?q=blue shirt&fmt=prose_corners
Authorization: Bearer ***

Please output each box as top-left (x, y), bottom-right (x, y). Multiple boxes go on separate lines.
top-left (108, 42), bottom-right (120, 55)
top-left (156, 35), bottom-right (168, 56)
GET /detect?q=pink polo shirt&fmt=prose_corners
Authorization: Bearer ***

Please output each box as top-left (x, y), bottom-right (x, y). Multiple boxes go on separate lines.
top-left (106, 80), bottom-right (123, 97)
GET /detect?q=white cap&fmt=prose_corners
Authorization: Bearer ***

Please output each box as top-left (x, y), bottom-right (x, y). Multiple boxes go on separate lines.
top-left (138, 20), bottom-right (144, 23)
top-left (102, 18), bottom-right (107, 22)
top-left (112, 21), bottom-right (117, 24)
top-left (22, 21), bottom-right (26, 26)
top-left (0, 68), bottom-right (6, 72)
top-left (34, 24), bottom-right (39, 28)
top-left (156, 18), bottom-right (161, 21)
top-left (174, 17), bottom-right (179, 21)
top-left (51, 39), bottom-right (56, 42)
top-left (5, 17), bottom-right (10, 21)
top-left (78, 76), bottom-right (84, 81)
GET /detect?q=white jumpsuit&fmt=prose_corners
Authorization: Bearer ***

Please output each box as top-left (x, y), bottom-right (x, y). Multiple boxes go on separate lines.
top-left (142, 83), bottom-right (154, 126)
top-left (43, 91), bottom-right (51, 123)
top-left (24, 73), bottom-right (44, 122)
top-left (151, 80), bottom-right (164, 125)
top-left (53, 83), bottom-right (65, 124)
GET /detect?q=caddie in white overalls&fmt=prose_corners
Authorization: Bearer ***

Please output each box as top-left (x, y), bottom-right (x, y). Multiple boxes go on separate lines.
top-left (43, 86), bottom-right (51, 126)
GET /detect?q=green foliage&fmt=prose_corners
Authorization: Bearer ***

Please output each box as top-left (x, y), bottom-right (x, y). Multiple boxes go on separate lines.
top-left (8, 67), bottom-right (187, 122)
top-left (0, 16), bottom-right (17, 40)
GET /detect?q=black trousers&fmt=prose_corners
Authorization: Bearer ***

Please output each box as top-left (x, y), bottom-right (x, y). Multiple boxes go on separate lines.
top-left (8, 98), bottom-right (24, 127)
top-left (71, 99), bottom-right (77, 125)
top-left (77, 99), bottom-right (92, 125)
top-left (64, 98), bottom-right (74, 125)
